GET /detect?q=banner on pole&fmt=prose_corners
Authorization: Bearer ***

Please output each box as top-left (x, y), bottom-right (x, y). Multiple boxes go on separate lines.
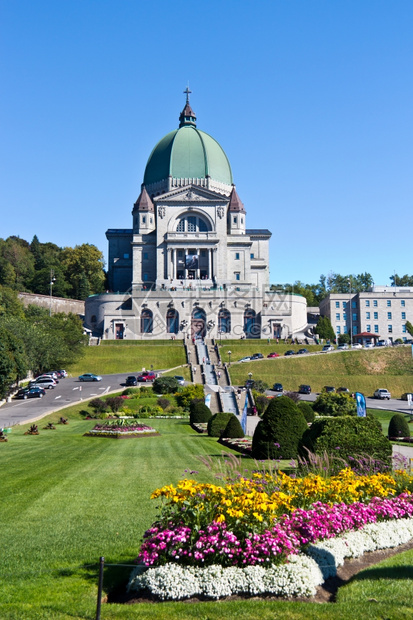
top-left (241, 394), bottom-right (248, 434)
top-left (355, 392), bottom-right (366, 417)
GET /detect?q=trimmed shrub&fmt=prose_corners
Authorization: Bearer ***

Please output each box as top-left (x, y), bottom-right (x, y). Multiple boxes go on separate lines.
top-left (251, 396), bottom-right (307, 459)
top-left (157, 397), bottom-right (171, 410)
top-left (388, 414), bottom-right (410, 439)
top-left (176, 384), bottom-right (204, 408)
top-left (105, 396), bottom-right (124, 412)
top-left (312, 392), bottom-right (356, 417)
top-left (190, 401), bottom-right (212, 424)
top-left (207, 413), bottom-right (233, 437)
top-left (299, 416), bottom-right (392, 468)
top-left (89, 398), bottom-right (108, 414)
top-left (298, 401), bottom-right (315, 423)
top-left (153, 377), bottom-right (179, 394)
top-left (122, 387), bottom-right (140, 396)
top-left (223, 414), bottom-right (245, 438)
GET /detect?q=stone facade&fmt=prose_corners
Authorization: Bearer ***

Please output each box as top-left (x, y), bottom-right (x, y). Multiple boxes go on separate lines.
top-left (18, 292), bottom-right (85, 316)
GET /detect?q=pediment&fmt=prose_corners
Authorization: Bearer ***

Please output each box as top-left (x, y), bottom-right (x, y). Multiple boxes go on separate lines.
top-left (155, 185), bottom-right (228, 205)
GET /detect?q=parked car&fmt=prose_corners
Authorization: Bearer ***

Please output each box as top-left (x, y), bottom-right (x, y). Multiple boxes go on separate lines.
top-left (125, 376), bottom-right (137, 386)
top-left (272, 383), bottom-right (283, 392)
top-left (267, 352), bottom-right (280, 358)
top-left (299, 384), bottom-right (311, 395)
top-left (29, 378), bottom-right (56, 389)
top-left (373, 388), bottom-right (391, 400)
top-left (284, 350), bottom-right (295, 356)
top-left (401, 392), bottom-right (413, 401)
top-left (337, 387), bottom-right (349, 393)
top-left (238, 356), bottom-right (251, 363)
top-left (297, 348), bottom-right (308, 355)
top-left (138, 371), bottom-right (156, 382)
top-left (321, 345), bottom-right (334, 353)
top-left (364, 343), bottom-right (375, 349)
top-left (78, 373), bottom-right (102, 382)
top-left (37, 373), bottom-right (59, 383)
top-left (174, 375), bottom-right (185, 386)
top-left (251, 353), bottom-right (264, 360)
top-left (351, 343), bottom-right (363, 349)
top-left (16, 386), bottom-right (46, 399)
top-left (337, 343), bottom-right (349, 350)
top-left (323, 386), bottom-right (335, 393)
top-left (58, 369), bottom-right (68, 378)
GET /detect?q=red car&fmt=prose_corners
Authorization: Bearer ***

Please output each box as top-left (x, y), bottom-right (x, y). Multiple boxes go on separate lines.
top-left (138, 371), bottom-right (156, 382)
top-left (267, 352), bottom-right (280, 358)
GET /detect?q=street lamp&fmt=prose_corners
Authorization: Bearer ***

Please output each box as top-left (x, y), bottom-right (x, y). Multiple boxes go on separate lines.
top-left (227, 350), bottom-right (232, 366)
top-left (248, 371), bottom-right (252, 383)
top-left (49, 269), bottom-right (56, 317)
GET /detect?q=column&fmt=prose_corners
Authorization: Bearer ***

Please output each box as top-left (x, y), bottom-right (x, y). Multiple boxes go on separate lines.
top-left (207, 247), bottom-right (211, 279)
top-left (171, 249), bottom-right (174, 280)
top-left (196, 249), bottom-right (200, 280)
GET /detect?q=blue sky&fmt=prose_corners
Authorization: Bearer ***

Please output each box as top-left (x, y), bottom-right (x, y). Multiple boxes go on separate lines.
top-left (1, 0), bottom-right (412, 287)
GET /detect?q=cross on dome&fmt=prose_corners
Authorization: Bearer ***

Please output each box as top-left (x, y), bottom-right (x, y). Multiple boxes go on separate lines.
top-left (183, 85), bottom-right (192, 104)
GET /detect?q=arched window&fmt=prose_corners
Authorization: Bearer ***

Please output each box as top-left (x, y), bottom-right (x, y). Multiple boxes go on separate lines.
top-left (191, 307), bottom-right (206, 340)
top-left (91, 315), bottom-right (97, 323)
top-left (141, 309), bottom-right (153, 334)
top-left (218, 308), bottom-right (231, 334)
top-left (175, 215), bottom-right (211, 233)
top-left (166, 308), bottom-right (179, 334)
top-left (244, 309), bottom-right (261, 339)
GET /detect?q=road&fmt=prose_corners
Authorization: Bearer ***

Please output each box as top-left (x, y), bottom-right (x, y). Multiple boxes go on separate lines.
top-left (0, 373), bottom-right (137, 428)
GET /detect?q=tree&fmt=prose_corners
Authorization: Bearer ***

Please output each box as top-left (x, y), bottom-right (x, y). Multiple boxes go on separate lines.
top-left (315, 316), bottom-right (335, 340)
top-left (62, 244), bottom-right (105, 299)
top-left (312, 392), bottom-right (356, 417)
top-left (405, 321), bottom-right (413, 338)
top-left (153, 376), bottom-right (179, 394)
top-left (390, 274), bottom-right (413, 287)
top-left (338, 333), bottom-right (350, 344)
top-left (0, 237), bottom-right (35, 290)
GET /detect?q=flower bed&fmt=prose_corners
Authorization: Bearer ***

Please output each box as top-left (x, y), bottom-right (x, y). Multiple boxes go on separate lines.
top-left (129, 467), bottom-right (413, 599)
top-left (219, 437), bottom-right (252, 455)
top-left (84, 422), bottom-right (159, 438)
top-left (191, 423), bottom-right (208, 434)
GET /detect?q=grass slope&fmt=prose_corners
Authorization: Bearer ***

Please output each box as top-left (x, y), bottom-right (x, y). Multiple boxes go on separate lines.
top-left (227, 346), bottom-right (413, 397)
top-left (0, 405), bottom-right (413, 618)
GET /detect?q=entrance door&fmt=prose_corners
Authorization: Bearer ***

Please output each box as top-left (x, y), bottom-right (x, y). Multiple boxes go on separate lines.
top-left (115, 323), bottom-right (124, 340)
top-left (191, 307), bottom-right (206, 340)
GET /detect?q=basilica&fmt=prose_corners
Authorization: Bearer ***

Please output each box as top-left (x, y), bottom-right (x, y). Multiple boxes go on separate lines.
top-left (85, 92), bottom-right (307, 340)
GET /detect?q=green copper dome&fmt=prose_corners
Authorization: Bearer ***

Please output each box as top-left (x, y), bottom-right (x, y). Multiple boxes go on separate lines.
top-left (143, 101), bottom-right (233, 187)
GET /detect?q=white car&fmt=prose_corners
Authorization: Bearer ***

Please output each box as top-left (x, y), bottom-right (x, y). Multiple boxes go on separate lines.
top-left (238, 357), bottom-right (251, 363)
top-left (174, 375), bottom-right (185, 386)
top-left (351, 343), bottom-right (363, 349)
top-left (321, 345), bottom-right (334, 352)
top-left (374, 388), bottom-right (391, 400)
top-left (337, 344), bottom-right (349, 350)
top-left (364, 343), bottom-right (375, 349)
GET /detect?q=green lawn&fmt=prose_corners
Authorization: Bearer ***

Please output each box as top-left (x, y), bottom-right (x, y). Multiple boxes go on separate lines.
top-left (227, 346), bottom-right (413, 397)
top-left (1, 405), bottom-right (413, 619)
top-left (67, 340), bottom-right (188, 376)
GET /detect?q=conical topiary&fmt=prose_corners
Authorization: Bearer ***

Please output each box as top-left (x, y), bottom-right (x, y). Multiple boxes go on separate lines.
top-left (207, 413), bottom-right (233, 437)
top-left (297, 401), bottom-right (315, 423)
top-left (223, 414), bottom-right (245, 439)
top-left (189, 401), bottom-right (212, 424)
top-left (388, 413), bottom-right (410, 439)
top-left (252, 396), bottom-right (307, 459)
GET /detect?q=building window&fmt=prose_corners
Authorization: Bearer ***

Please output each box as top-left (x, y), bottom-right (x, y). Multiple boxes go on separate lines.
top-left (143, 252), bottom-right (148, 260)
top-left (388, 325), bottom-right (393, 333)
top-left (150, 217), bottom-right (153, 223)
top-left (374, 325), bottom-right (379, 333)
top-left (352, 313), bottom-right (358, 321)
top-left (387, 312), bottom-right (392, 320)
top-left (141, 309), bottom-right (153, 334)
top-left (336, 326), bottom-right (341, 334)
top-left (343, 301), bottom-right (347, 308)
top-left (235, 252), bottom-right (240, 260)
top-left (166, 309), bottom-right (179, 334)
top-left (373, 300), bottom-right (378, 307)
top-left (201, 250), bottom-right (206, 257)
top-left (402, 312), bottom-right (406, 320)
top-left (343, 326), bottom-right (348, 333)
top-left (241, 217), bottom-right (244, 224)
top-left (91, 315), bottom-right (97, 323)
top-left (366, 312), bottom-right (370, 319)
top-left (250, 253), bottom-right (254, 259)
top-left (176, 215), bottom-right (210, 232)
top-left (123, 253), bottom-right (129, 259)
top-left (365, 300), bottom-right (370, 307)
top-left (401, 300), bottom-right (405, 307)
top-left (352, 301), bottom-right (356, 308)
top-left (218, 308), bottom-right (231, 333)
top-left (336, 313), bottom-right (340, 320)
top-left (233, 217), bottom-right (237, 224)
top-left (366, 325), bottom-right (371, 332)
top-left (374, 312), bottom-right (378, 319)
top-left (142, 216), bottom-right (146, 223)
top-left (235, 272), bottom-right (240, 281)
top-left (335, 301), bottom-right (340, 308)
top-left (387, 300), bottom-right (391, 307)
top-left (343, 313), bottom-right (347, 320)
top-left (353, 325), bottom-right (358, 333)
top-left (143, 273), bottom-right (149, 281)
top-left (402, 325), bottom-right (406, 333)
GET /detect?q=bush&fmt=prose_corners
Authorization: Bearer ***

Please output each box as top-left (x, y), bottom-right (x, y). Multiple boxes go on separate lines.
top-left (251, 396), bottom-right (307, 459)
top-left (223, 414), bottom-right (245, 438)
top-left (176, 384), bottom-right (204, 408)
top-left (89, 398), bottom-right (108, 414)
top-left (299, 416), bottom-right (392, 468)
top-left (207, 413), bottom-right (233, 437)
top-left (388, 413), bottom-right (410, 439)
top-left (157, 397), bottom-right (171, 410)
top-left (297, 401), bottom-right (315, 423)
top-left (284, 391), bottom-right (300, 403)
top-left (105, 396), bottom-right (124, 412)
top-left (122, 387), bottom-right (140, 396)
top-left (312, 392), bottom-right (356, 417)
top-left (252, 391), bottom-right (270, 416)
top-left (250, 380), bottom-right (268, 394)
top-left (153, 377), bottom-right (179, 394)
top-left (189, 401), bottom-right (212, 424)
